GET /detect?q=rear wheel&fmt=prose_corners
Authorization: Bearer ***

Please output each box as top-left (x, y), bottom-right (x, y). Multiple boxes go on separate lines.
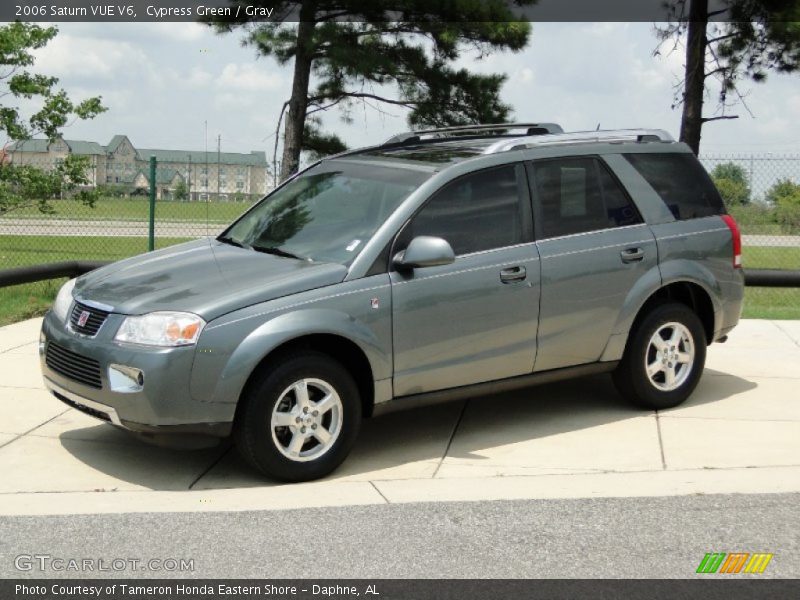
top-left (613, 302), bottom-right (706, 409)
top-left (234, 351), bottom-right (362, 481)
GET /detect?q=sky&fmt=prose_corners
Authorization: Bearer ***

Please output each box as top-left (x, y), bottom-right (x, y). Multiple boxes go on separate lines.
top-left (20, 21), bottom-right (800, 162)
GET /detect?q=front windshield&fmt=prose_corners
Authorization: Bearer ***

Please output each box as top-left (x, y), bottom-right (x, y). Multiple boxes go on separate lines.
top-left (221, 161), bottom-right (430, 265)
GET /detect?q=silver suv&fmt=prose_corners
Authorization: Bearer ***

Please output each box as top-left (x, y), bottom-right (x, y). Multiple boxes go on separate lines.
top-left (40, 124), bottom-right (744, 481)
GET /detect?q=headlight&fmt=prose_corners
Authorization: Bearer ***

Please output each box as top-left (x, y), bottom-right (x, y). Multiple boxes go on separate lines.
top-left (115, 312), bottom-right (206, 347)
top-left (52, 278), bottom-right (77, 322)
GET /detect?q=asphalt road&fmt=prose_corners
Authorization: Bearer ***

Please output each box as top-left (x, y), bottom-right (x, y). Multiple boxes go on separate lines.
top-left (1, 493), bottom-right (797, 579)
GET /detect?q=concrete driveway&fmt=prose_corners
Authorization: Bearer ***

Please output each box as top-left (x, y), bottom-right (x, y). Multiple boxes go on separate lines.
top-left (1, 317), bottom-right (799, 516)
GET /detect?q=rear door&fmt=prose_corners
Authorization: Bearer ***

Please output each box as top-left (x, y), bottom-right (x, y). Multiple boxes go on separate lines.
top-left (527, 156), bottom-right (658, 371)
top-left (390, 164), bottom-right (541, 396)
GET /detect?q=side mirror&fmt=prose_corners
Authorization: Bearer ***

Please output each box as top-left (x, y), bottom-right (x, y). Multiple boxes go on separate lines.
top-left (393, 236), bottom-right (455, 270)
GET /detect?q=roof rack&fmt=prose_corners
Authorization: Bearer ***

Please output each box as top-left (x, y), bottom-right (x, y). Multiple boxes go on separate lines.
top-left (383, 122), bottom-right (564, 145)
top-left (482, 128), bottom-right (674, 154)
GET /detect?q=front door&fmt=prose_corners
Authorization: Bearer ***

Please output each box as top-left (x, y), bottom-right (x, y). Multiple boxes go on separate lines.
top-left (527, 155), bottom-right (658, 371)
top-left (391, 164), bottom-right (541, 396)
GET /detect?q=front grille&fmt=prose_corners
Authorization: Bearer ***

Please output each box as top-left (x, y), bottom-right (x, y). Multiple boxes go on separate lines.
top-left (69, 301), bottom-right (110, 337)
top-left (53, 392), bottom-right (111, 422)
top-left (45, 343), bottom-right (103, 389)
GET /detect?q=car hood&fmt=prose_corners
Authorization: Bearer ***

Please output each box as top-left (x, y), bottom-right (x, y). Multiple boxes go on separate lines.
top-left (74, 239), bottom-right (348, 320)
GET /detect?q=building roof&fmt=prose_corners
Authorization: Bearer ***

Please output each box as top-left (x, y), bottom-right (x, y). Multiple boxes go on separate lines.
top-left (137, 148), bottom-right (267, 166)
top-left (8, 135), bottom-right (267, 166)
top-left (67, 140), bottom-right (106, 155)
top-left (105, 135), bottom-right (130, 154)
top-left (133, 168), bottom-right (185, 185)
top-left (8, 139), bottom-right (105, 155)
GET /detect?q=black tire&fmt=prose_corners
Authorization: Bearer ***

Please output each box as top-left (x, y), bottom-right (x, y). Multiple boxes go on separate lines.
top-left (613, 302), bottom-right (707, 410)
top-left (234, 351), bottom-right (362, 482)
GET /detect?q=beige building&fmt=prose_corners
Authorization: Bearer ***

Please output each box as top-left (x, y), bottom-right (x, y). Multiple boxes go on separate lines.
top-left (8, 135), bottom-right (270, 200)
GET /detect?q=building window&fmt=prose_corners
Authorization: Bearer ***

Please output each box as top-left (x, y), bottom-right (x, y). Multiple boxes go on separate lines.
top-left (236, 181), bottom-right (244, 190)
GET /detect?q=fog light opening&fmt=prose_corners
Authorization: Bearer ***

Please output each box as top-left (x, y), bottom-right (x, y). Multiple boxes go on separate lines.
top-left (108, 364), bottom-right (144, 393)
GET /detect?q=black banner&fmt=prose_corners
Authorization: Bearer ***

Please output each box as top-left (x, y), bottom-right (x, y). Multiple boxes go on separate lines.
top-left (4, 579), bottom-right (800, 600)
top-left (1, 0), bottom-right (791, 23)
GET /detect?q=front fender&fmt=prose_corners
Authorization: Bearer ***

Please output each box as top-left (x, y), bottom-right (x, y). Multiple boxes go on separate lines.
top-left (192, 308), bottom-right (390, 406)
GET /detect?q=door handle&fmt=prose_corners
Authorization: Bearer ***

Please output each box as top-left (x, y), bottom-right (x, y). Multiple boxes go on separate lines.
top-left (620, 248), bottom-right (644, 263)
top-left (500, 266), bottom-right (527, 283)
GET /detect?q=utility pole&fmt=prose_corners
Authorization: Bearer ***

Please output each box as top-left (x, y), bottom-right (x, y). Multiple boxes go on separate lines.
top-left (217, 134), bottom-right (221, 200)
top-left (187, 154), bottom-right (192, 202)
top-left (148, 155), bottom-right (156, 251)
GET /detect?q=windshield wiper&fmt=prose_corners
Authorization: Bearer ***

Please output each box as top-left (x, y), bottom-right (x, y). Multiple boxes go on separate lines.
top-left (217, 235), bottom-right (249, 249)
top-left (251, 245), bottom-right (307, 261)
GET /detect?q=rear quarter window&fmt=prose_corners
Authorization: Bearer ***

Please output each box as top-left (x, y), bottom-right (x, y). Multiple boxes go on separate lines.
top-left (623, 153), bottom-right (725, 220)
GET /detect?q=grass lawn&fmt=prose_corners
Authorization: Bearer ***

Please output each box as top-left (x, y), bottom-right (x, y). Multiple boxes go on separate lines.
top-left (744, 246), bottom-right (800, 270)
top-left (0, 235), bottom-right (191, 267)
top-left (2, 197), bottom-right (255, 223)
top-left (1, 239), bottom-right (799, 326)
top-left (0, 279), bottom-right (65, 327)
top-left (0, 235), bottom-right (190, 326)
top-left (741, 247), bottom-right (800, 319)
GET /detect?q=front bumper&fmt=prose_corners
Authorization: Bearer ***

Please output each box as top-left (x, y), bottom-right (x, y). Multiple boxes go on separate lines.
top-left (40, 309), bottom-right (234, 437)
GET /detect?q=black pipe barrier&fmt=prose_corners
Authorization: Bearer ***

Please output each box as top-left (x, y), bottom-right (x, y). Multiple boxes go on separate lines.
top-left (0, 262), bottom-right (799, 289)
top-left (0, 261), bottom-right (110, 287)
top-left (744, 268), bottom-right (800, 288)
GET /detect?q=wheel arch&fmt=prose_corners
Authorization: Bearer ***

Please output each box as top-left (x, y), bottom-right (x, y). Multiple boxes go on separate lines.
top-left (206, 308), bottom-right (390, 418)
top-left (237, 333), bottom-right (377, 420)
top-left (629, 281), bottom-right (716, 345)
top-left (601, 278), bottom-right (718, 362)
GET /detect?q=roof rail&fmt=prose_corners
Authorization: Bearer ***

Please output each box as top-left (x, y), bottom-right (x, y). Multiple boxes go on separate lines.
top-left (383, 122), bottom-right (564, 145)
top-left (482, 128), bottom-right (674, 154)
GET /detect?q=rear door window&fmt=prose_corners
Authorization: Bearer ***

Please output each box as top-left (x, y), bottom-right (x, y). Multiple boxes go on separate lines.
top-left (623, 153), bottom-right (725, 220)
top-left (529, 157), bottom-right (642, 239)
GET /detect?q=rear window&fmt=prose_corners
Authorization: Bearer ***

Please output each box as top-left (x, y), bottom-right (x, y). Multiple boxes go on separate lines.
top-left (623, 153), bottom-right (725, 220)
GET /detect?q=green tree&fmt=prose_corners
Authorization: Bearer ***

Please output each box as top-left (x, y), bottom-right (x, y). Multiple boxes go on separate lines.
top-left (173, 179), bottom-right (189, 201)
top-left (765, 178), bottom-right (800, 230)
top-left (0, 22), bottom-right (106, 215)
top-left (656, 1), bottom-right (800, 154)
top-left (209, 1), bottom-right (534, 181)
top-left (765, 178), bottom-right (800, 206)
top-left (710, 161), bottom-right (751, 206)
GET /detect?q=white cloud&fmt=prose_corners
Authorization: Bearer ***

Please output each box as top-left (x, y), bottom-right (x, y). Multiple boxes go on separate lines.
top-left (34, 35), bottom-right (148, 79)
top-left (20, 22), bottom-right (799, 156)
top-left (216, 63), bottom-right (283, 91)
top-left (144, 22), bottom-right (208, 42)
top-left (517, 67), bottom-right (535, 84)
top-left (180, 67), bottom-right (215, 88)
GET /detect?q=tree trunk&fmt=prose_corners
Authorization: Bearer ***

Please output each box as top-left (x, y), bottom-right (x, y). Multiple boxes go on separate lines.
top-left (280, 18), bottom-right (315, 182)
top-left (679, 0), bottom-right (709, 155)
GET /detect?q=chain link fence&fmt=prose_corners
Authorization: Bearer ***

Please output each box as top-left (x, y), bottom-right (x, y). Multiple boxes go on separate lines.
top-left (0, 156), bottom-right (266, 324)
top-left (699, 154), bottom-right (800, 319)
top-left (1, 153), bottom-right (799, 323)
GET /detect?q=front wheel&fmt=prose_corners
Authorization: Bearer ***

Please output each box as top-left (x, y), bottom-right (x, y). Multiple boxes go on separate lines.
top-left (613, 302), bottom-right (707, 410)
top-left (234, 351), bottom-right (362, 482)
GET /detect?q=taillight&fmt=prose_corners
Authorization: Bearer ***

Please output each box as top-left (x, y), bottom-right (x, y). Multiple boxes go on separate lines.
top-left (721, 214), bottom-right (742, 269)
